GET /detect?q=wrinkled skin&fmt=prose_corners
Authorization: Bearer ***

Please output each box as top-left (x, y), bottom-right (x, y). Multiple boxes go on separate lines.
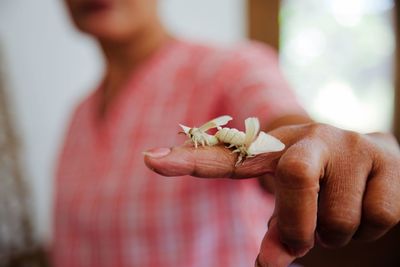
top-left (145, 123), bottom-right (400, 267)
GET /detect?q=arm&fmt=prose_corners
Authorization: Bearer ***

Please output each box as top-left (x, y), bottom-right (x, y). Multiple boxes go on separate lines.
top-left (262, 115), bottom-right (400, 266)
top-left (144, 122), bottom-right (400, 267)
top-left (145, 43), bottom-right (400, 266)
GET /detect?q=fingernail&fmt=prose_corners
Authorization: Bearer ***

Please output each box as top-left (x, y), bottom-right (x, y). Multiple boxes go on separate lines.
top-left (255, 255), bottom-right (268, 267)
top-left (143, 147), bottom-right (171, 158)
top-left (267, 218), bottom-right (273, 229)
top-left (286, 245), bottom-right (310, 258)
top-left (254, 256), bottom-right (261, 267)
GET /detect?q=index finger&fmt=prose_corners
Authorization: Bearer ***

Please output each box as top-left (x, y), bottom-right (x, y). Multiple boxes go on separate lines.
top-left (144, 145), bottom-right (282, 178)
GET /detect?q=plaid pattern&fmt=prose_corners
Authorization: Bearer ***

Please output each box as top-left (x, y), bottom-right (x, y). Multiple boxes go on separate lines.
top-left (53, 39), bottom-right (305, 267)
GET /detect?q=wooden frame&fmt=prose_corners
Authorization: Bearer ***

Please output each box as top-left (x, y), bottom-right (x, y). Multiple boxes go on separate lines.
top-left (247, 0), bottom-right (281, 51)
top-left (395, 1), bottom-right (400, 141)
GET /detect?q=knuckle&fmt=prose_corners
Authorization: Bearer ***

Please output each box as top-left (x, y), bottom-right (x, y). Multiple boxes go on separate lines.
top-left (340, 131), bottom-right (373, 162)
top-left (346, 131), bottom-right (362, 144)
top-left (343, 131), bottom-right (369, 151)
top-left (277, 158), bottom-right (318, 188)
top-left (364, 205), bottom-right (399, 230)
top-left (279, 225), bottom-right (314, 253)
top-left (319, 214), bottom-right (359, 236)
top-left (306, 123), bottom-right (334, 137)
top-left (317, 214), bottom-right (359, 247)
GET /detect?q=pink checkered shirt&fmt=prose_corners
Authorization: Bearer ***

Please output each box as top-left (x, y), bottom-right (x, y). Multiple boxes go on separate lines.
top-left (53, 39), bottom-right (305, 267)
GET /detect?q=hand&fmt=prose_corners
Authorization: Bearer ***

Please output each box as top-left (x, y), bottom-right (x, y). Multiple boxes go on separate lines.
top-left (144, 123), bottom-right (400, 267)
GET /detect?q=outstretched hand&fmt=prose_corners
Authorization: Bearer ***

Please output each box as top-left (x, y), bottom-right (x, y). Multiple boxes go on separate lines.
top-left (144, 123), bottom-right (400, 267)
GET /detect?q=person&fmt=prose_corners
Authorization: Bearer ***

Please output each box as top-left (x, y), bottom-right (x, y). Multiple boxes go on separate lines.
top-left (55, 0), bottom-right (400, 266)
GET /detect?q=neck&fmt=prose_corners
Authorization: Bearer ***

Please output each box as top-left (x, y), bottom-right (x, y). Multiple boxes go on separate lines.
top-left (100, 21), bottom-right (169, 73)
top-left (97, 19), bottom-right (169, 117)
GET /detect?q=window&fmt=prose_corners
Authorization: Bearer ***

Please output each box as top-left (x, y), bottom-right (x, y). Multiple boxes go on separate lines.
top-left (280, 0), bottom-right (395, 132)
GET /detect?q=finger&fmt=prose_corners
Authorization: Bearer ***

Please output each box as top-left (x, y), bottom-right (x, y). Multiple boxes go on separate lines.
top-left (275, 139), bottom-right (328, 255)
top-left (257, 217), bottom-right (296, 267)
top-left (354, 159), bottom-right (400, 241)
top-left (316, 153), bottom-right (371, 247)
top-left (144, 145), bottom-right (281, 178)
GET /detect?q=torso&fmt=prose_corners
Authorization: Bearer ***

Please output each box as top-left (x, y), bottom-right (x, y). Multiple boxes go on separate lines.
top-left (53, 39), bottom-right (275, 267)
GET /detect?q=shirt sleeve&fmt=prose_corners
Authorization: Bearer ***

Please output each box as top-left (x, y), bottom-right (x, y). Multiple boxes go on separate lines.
top-left (215, 41), bottom-right (308, 129)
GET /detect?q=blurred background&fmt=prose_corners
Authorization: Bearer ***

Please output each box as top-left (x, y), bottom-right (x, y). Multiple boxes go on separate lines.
top-left (0, 0), bottom-right (398, 265)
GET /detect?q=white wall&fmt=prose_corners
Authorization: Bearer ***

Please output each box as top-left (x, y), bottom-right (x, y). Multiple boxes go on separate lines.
top-left (0, 0), bottom-right (246, 242)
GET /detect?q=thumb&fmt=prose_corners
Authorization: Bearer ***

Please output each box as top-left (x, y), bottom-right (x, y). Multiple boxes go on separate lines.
top-left (256, 217), bottom-right (296, 267)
